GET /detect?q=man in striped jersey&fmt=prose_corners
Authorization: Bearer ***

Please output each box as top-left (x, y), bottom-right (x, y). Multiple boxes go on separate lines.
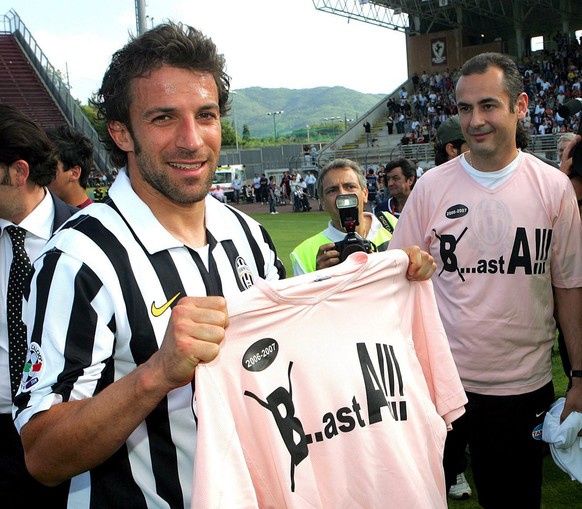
top-left (13, 21), bottom-right (436, 508)
top-left (13, 23), bottom-right (286, 508)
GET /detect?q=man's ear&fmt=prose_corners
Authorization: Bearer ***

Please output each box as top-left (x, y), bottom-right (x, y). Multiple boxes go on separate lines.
top-left (515, 92), bottom-right (529, 120)
top-left (68, 165), bottom-right (82, 183)
top-left (445, 143), bottom-right (458, 159)
top-left (108, 121), bottom-right (134, 152)
top-left (10, 160), bottom-right (30, 187)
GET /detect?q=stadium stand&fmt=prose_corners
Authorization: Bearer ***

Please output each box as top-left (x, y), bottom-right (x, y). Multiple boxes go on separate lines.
top-left (0, 9), bottom-right (110, 174)
top-left (0, 33), bottom-right (66, 129)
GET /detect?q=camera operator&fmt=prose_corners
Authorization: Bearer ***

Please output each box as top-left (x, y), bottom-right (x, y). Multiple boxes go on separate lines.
top-left (290, 158), bottom-right (435, 279)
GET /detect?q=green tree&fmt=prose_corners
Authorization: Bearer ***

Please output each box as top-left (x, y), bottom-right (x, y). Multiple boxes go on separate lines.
top-left (242, 123), bottom-right (251, 141)
top-left (221, 120), bottom-right (236, 146)
top-left (80, 101), bottom-right (108, 139)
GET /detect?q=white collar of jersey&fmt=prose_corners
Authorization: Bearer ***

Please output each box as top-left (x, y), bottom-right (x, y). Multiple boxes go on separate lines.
top-left (109, 169), bottom-right (243, 254)
top-left (109, 169), bottom-right (184, 254)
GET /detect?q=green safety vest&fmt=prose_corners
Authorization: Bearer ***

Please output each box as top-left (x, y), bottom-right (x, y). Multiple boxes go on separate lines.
top-left (290, 212), bottom-right (397, 274)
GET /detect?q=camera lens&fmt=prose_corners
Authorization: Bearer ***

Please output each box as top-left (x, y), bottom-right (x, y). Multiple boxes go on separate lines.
top-left (340, 242), bottom-right (367, 262)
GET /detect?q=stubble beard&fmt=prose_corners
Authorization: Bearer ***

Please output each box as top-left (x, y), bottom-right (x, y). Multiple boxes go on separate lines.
top-left (134, 147), bottom-right (215, 204)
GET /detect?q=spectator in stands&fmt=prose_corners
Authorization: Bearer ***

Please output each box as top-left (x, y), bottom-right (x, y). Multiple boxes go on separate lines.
top-left (310, 144), bottom-right (318, 163)
top-left (389, 51), bottom-right (582, 509)
top-left (365, 167), bottom-right (378, 210)
top-left (376, 164), bottom-right (387, 201)
top-left (386, 115), bottom-right (394, 135)
top-left (0, 104), bottom-right (76, 503)
top-left (363, 120), bottom-right (372, 146)
top-left (396, 112), bottom-right (406, 135)
top-left (46, 125), bottom-right (94, 208)
top-left (375, 158), bottom-right (416, 219)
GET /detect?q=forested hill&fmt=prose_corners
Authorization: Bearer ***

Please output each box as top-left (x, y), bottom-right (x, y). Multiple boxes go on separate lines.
top-left (228, 86), bottom-right (386, 138)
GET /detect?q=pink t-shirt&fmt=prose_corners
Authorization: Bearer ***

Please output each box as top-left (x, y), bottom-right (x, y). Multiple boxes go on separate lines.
top-left (390, 152), bottom-right (582, 395)
top-left (192, 250), bottom-right (466, 509)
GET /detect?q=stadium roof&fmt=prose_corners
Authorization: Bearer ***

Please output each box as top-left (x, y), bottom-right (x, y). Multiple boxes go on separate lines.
top-left (313, 0), bottom-right (582, 41)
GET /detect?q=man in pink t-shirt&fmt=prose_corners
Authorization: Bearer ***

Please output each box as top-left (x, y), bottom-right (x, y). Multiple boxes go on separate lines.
top-left (390, 52), bottom-right (582, 509)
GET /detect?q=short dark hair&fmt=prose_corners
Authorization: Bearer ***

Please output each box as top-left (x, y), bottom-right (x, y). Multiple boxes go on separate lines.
top-left (434, 139), bottom-right (465, 166)
top-left (458, 52), bottom-right (523, 112)
top-left (317, 158), bottom-right (366, 198)
top-left (93, 21), bottom-right (231, 168)
top-left (0, 104), bottom-right (57, 186)
top-left (46, 125), bottom-right (94, 188)
top-left (385, 158), bottom-right (417, 182)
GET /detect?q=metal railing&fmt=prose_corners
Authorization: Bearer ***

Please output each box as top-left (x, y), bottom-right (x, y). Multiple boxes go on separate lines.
top-left (1, 9), bottom-right (110, 173)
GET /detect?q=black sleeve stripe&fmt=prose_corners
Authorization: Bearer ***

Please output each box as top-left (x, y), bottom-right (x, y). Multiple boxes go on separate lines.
top-left (73, 216), bottom-right (156, 364)
top-left (53, 263), bottom-right (103, 400)
top-left (91, 444), bottom-right (149, 508)
top-left (30, 249), bottom-right (60, 347)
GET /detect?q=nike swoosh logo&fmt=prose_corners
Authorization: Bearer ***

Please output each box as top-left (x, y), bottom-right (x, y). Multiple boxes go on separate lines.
top-left (151, 292), bottom-right (181, 317)
top-left (536, 411), bottom-right (545, 418)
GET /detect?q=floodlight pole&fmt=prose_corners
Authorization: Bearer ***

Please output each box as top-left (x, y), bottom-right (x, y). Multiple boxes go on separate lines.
top-left (266, 111), bottom-right (284, 141)
top-left (135, 0), bottom-right (147, 35)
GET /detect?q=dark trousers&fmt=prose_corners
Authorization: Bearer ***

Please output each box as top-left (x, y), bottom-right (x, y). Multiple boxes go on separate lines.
top-left (443, 410), bottom-right (469, 486)
top-left (444, 382), bottom-right (554, 509)
top-left (0, 414), bottom-right (68, 506)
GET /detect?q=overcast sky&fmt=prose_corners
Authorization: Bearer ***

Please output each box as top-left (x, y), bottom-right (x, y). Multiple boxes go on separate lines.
top-left (2, 0), bottom-right (408, 103)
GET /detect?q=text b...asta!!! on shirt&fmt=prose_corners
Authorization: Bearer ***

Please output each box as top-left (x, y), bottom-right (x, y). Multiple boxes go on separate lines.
top-left (192, 250), bottom-right (467, 509)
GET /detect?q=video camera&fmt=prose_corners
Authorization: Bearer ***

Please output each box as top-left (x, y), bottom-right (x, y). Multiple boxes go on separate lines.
top-left (333, 194), bottom-right (375, 262)
top-left (557, 99), bottom-right (582, 177)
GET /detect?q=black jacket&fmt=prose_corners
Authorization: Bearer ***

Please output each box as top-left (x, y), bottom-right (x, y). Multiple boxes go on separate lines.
top-left (50, 192), bottom-right (79, 232)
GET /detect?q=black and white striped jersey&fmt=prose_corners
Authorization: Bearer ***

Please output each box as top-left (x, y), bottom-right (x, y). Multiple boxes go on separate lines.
top-left (13, 169), bottom-right (285, 508)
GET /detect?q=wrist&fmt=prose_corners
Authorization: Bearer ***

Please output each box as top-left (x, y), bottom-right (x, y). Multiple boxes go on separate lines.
top-left (570, 370), bottom-right (582, 378)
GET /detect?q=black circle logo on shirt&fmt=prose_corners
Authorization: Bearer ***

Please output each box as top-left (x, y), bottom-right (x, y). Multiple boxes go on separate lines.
top-left (242, 338), bottom-right (279, 372)
top-left (445, 204), bottom-right (469, 219)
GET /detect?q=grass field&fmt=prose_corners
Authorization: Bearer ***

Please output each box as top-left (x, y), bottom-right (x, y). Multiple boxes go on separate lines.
top-left (249, 210), bottom-right (582, 508)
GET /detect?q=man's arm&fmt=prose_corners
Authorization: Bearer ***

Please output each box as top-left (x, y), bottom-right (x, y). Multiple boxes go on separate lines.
top-left (20, 296), bottom-right (227, 486)
top-left (554, 286), bottom-right (582, 426)
top-left (314, 243), bottom-right (436, 280)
